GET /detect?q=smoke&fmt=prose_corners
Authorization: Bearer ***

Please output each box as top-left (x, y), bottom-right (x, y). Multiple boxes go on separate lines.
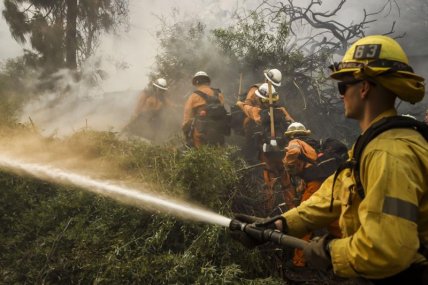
top-left (2, 0), bottom-right (428, 137)
top-left (320, 0), bottom-right (428, 117)
top-left (12, 0), bottom-right (259, 137)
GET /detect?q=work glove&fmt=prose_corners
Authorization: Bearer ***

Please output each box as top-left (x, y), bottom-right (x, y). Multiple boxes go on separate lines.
top-left (229, 214), bottom-right (287, 249)
top-left (303, 234), bottom-right (335, 271)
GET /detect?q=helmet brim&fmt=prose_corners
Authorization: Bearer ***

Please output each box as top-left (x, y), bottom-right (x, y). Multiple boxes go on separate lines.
top-left (284, 130), bottom-right (311, 136)
top-left (255, 89), bottom-right (268, 100)
top-left (153, 82), bottom-right (168, 90)
top-left (264, 72), bottom-right (281, 86)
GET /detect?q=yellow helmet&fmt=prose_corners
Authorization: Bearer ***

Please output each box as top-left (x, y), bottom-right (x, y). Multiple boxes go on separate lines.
top-left (331, 35), bottom-right (414, 79)
top-left (330, 35), bottom-right (425, 104)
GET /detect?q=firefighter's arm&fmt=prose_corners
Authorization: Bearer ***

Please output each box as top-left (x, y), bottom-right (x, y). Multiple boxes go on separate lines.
top-left (330, 150), bottom-right (420, 278)
top-left (182, 94), bottom-right (196, 128)
top-left (281, 107), bottom-right (294, 123)
top-left (218, 91), bottom-right (225, 105)
top-left (241, 104), bottom-right (261, 124)
top-left (282, 174), bottom-right (342, 237)
top-left (244, 86), bottom-right (257, 105)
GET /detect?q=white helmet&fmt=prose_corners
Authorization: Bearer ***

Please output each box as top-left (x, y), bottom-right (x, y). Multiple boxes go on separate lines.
top-left (284, 122), bottom-right (311, 136)
top-left (153, 78), bottom-right (168, 90)
top-left (255, 83), bottom-right (278, 101)
top-left (264, 68), bottom-right (282, 86)
top-left (192, 71), bottom-right (210, 86)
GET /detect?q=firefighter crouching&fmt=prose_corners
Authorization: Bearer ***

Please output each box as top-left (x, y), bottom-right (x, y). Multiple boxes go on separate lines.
top-left (182, 71), bottom-right (230, 148)
top-left (231, 35), bottom-right (428, 284)
top-left (283, 122), bottom-right (342, 268)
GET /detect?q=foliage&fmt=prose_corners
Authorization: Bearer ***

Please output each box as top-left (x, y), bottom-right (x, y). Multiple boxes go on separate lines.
top-left (0, 129), bottom-right (287, 284)
top-left (0, 57), bottom-right (39, 125)
top-left (3, 0), bottom-right (129, 71)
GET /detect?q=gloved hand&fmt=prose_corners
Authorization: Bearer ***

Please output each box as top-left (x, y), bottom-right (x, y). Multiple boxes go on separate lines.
top-left (236, 101), bottom-right (244, 109)
top-left (303, 234), bottom-right (334, 271)
top-left (229, 214), bottom-right (288, 249)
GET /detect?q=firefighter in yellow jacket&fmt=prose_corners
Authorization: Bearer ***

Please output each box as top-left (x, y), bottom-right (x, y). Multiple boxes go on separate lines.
top-left (233, 35), bottom-right (428, 283)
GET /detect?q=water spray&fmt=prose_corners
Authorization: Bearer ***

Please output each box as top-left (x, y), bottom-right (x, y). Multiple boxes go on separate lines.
top-left (0, 155), bottom-right (307, 249)
top-left (0, 155), bottom-right (230, 227)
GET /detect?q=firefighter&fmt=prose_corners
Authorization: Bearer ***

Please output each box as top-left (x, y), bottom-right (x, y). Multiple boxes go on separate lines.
top-left (283, 122), bottom-right (341, 267)
top-left (238, 69), bottom-right (285, 163)
top-left (182, 71), bottom-right (229, 148)
top-left (236, 83), bottom-right (294, 213)
top-left (237, 83), bottom-right (294, 139)
top-left (123, 78), bottom-right (172, 140)
top-left (244, 68), bottom-right (282, 107)
top-left (233, 35), bottom-right (428, 284)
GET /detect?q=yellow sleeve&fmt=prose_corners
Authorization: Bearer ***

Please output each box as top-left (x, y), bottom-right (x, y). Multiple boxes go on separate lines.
top-left (283, 174), bottom-right (342, 237)
top-left (330, 150), bottom-right (420, 278)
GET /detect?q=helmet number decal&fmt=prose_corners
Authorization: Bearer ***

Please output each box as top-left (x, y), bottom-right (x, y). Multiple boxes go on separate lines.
top-left (353, 44), bottom-right (381, 60)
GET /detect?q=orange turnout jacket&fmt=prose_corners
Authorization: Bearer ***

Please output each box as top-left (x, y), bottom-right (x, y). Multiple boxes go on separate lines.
top-left (182, 85), bottom-right (225, 147)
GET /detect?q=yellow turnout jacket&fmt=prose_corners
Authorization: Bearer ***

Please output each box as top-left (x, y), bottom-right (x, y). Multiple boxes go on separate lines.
top-left (283, 109), bottom-right (428, 279)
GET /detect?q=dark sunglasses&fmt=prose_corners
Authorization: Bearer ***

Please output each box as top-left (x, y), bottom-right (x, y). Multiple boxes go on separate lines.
top-left (337, 79), bottom-right (363, 95)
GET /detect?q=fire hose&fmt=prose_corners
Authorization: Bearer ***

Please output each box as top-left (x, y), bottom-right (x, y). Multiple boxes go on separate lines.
top-left (229, 218), bottom-right (308, 249)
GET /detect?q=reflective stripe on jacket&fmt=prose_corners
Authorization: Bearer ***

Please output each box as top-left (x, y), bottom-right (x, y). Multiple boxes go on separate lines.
top-left (283, 109), bottom-right (428, 279)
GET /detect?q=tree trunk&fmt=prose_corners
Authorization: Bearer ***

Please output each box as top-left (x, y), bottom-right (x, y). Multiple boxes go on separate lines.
top-left (66, 0), bottom-right (78, 69)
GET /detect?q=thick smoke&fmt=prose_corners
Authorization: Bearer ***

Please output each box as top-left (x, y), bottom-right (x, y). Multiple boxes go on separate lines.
top-left (2, 0), bottom-right (427, 137)
top-left (10, 0), bottom-right (259, 137)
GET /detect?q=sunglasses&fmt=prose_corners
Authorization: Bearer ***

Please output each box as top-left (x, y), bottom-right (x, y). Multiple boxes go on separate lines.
top-left (337, 79), bottom-right (363, 95)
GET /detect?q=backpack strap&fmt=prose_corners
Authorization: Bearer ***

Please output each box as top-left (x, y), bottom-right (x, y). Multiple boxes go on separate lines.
top-left (352, 116), bottom-right (428, 199)
top-left (193, 89), bottom-right (221, 104)
top-left (331, 116), bottom-right (428, 207)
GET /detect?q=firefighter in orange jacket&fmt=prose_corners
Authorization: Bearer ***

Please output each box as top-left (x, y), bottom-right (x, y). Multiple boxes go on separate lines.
top-left (283, 122), bottom-right (341, 267)
top-left (182, 71), bottom-right (228, 148)
top-left (236, 83), bottom-right (294, 213)
top-left (124, 78), bottom-right (172, 140)
top-left (242, 69), bottom-right (284, 134)
top-left (244, 69), bottom-right (282, 106)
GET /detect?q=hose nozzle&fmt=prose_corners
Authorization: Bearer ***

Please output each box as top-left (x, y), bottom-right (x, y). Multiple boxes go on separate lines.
top-left (229, 218), bottom-right (308, 249)
top-left (229, 218), bottom-right (247, 231)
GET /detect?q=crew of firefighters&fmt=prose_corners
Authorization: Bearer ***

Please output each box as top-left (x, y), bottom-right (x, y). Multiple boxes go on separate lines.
top-left (125, 35), bottom-right (428, 283)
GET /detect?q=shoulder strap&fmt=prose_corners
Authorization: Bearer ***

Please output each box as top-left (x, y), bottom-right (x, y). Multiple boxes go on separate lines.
top-left (353, 116), bottom-right (428, 199)
top-left (193, 89), bottom-right (220, 104)
top-left (340, 116), bottom-right (428, 200)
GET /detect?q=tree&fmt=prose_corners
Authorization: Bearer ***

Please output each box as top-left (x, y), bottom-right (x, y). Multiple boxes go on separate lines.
top-left (2, 0), bottom-right (129, 72)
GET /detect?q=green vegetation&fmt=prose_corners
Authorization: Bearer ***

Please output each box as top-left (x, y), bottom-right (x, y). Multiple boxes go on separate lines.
top-left (0, 129), bottom-right (286, 284)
